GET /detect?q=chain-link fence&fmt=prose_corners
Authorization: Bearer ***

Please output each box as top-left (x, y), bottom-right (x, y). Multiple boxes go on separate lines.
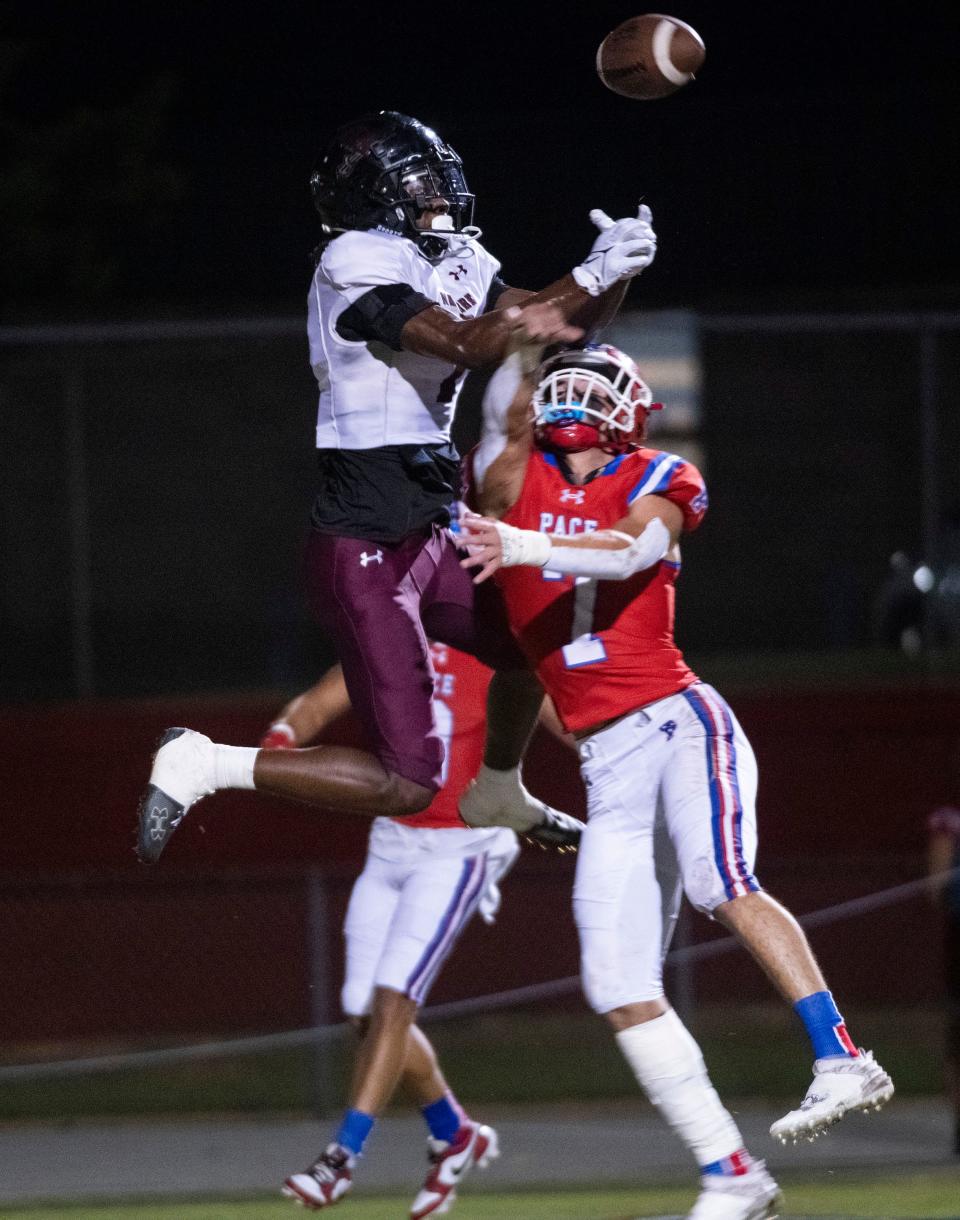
top-left (0, 862), bottom-right (948, 1121)
top-left (4, 310), bottom-right (960, 701)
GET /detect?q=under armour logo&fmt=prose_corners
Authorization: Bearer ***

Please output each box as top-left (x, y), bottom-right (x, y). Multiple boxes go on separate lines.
top-left (659, 720), bottom-right (677, 741)
top-left (147, 806), bottom-right (169, 841)
top-left (559, 488), bottom-right (585, 504)
top-left (336, 149), bottom-right (364, 180)
top-left (448, 263), bottom-right (468, 281)
top-left (359, 550), bottom-right (383, 568)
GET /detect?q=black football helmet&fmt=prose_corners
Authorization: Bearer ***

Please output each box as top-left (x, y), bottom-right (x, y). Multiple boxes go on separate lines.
top-left (309, 111), bottom-right (475, 242)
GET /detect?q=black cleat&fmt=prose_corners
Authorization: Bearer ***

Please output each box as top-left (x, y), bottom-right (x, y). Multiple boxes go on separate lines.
top-left (524, 804), bottom-right (584, 851)
top-left (135, 727), bottom-right (213, 864)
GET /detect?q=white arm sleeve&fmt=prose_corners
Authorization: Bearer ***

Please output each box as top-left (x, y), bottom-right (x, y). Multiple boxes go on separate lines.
top-left (546, 518), bottom-right (670, 579)
top-left (473, 343), bottom-right (542, 489)
top-left (491, 517), bottom-right (670, 579)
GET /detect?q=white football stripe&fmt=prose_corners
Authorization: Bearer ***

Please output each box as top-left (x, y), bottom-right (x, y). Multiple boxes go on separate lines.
top-left (652, 20), bottom-right (692, 86)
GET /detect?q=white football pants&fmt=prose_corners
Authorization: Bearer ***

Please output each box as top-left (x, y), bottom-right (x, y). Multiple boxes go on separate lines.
top-left (574, 682), bottom-right (760, 1014)
top-left (341, 819), bottom-right (519, 1015)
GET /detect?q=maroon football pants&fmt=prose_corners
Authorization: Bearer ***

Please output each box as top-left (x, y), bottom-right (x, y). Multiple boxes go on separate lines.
top-left (305, 525), bottom-right (526, 791)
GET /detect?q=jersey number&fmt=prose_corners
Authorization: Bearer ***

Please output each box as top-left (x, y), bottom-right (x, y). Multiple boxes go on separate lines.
top-left (560, 579), bottom-right (608, 669)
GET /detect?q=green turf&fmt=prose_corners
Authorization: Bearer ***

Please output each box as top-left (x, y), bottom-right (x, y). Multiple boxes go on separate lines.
top-left (5, 1168), bottom-right (960, 1218)
top-left (0, 1005), bottom-right (942, 1121)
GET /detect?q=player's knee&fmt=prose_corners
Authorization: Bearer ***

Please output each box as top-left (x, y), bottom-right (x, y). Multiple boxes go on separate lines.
top-left (578, 943), bottom-right (629, 1015)
top-left (683, 858), bottom-right (766, 917)
top-left (377, 735), bottom-right (443, 812)
top-left (377, 772), bottom-right (435, 816)
top-left (681, 854), bottom-right (734, 914)
top-left (341, 981), bottom-right (372, 1018)
top-left (603, 999), bottom-right (668, 1032)
top-left (371, 985), bottom-right (418, 1027)
top-left (580, 964), bottom-right (614, 1015)
top-left (581, 961), bottom-right (664, 1016)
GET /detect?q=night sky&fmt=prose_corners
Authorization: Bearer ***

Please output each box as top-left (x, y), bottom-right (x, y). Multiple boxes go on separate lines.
top-left (3, 0), bottom-right (959, 318)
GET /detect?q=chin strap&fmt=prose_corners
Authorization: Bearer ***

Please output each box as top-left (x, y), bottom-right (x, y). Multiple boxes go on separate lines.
top-left (416, 221), bottom-right (483, 262)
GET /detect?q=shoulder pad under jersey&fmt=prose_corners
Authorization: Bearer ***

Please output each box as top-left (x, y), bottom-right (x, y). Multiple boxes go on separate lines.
top-left (320, 228), bottom-right (418, 293)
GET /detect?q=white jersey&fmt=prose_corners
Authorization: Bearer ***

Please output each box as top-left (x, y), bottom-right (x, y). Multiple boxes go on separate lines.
top-left (307, 228), bottom-right (501, 449)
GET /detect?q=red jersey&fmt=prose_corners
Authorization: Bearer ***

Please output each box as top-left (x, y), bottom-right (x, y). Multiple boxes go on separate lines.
top-left (394, 642), bottom-right (492, 829)
top-left (494, 447), bottom-right (707, 733)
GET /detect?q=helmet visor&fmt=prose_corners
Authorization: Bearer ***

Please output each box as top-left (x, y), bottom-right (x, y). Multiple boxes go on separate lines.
top-left (400, 162), bottom-right (465, 202)
top-left (395, 159), bottom-right (474, 229)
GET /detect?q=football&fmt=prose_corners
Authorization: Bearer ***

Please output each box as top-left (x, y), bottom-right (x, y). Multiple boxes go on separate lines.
top-left (596, 14), bottom-right (705, 100)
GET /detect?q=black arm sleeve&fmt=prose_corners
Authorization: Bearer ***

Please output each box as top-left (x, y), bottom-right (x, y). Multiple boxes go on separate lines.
top-left (336, 284), bottom-right (436, 350)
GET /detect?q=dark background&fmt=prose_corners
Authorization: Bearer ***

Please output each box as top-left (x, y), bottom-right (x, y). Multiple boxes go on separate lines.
top-left (3, 0), bottom-right (959, 319)
top-left (3, 1), bottom-right (960, 694)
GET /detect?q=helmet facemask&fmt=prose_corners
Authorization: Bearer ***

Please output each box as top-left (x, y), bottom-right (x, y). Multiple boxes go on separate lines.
top-left (532, 347), bottom-right (658, 456)
top-left (397, 160), bottom-right (475, 234)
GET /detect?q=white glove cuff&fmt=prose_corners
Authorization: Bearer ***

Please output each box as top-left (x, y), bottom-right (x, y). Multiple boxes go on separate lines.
top-left (571, 264), bottom-right (603, 296)
top-left (493, 521), bottom-right (553, 568)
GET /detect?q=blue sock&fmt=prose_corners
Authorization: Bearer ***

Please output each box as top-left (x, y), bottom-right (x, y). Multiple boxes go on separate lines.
top-left (335, 1108), bottom-right (375, 1157)
top-left (421, 1094), bottom-right (462, 1143)
top-left (794, 990), bottom-right (859, 1060)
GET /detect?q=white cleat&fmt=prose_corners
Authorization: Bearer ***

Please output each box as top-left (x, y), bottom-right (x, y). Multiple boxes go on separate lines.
top-left (135, 727), bottom-right (216, 863)
top-left (409, 1121), bottom-right (499, 1219)
top-left (688, 1160), bottom-right (782, 1219)
top-left (769, 1049), bottom-right (894, 1144)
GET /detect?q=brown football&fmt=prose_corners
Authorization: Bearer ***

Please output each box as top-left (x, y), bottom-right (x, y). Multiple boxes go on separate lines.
top-left (596, 13), bottom-right (705, 100)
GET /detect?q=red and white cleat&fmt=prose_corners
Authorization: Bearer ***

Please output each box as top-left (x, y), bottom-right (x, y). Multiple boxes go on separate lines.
top-left (409, 1121), bottom-right (499, 1218)
top-left (282, 1143), bottom-right (354, 1210)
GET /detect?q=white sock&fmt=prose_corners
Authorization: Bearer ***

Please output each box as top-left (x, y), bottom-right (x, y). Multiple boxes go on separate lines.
top-left (615, 1008), bottom-right (744, 1167)
top-left (475, 763), bottom-right (522, 788)
top-left (211, 744), bottom-right (258, 791)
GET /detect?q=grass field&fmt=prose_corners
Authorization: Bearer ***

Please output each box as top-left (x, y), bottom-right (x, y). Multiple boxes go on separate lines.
top-left (0, 1005), bottom-right (942, 1121)
top-left (5, 1168), bottom-right (960, 1219)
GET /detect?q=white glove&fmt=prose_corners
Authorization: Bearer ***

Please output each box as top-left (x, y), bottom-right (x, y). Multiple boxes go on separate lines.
top-left (572, 204), bottom-right (657, 296)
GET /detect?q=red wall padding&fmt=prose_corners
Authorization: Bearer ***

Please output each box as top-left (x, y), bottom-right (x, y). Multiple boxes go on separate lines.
top-left (1, 684), bottom-right (956, 1042)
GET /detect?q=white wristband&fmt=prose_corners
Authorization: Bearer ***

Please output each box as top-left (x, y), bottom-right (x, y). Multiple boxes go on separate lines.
top-left (491, 521), bottom-right (553, 568)
top-left (571, 263), bottom-right (603, 296)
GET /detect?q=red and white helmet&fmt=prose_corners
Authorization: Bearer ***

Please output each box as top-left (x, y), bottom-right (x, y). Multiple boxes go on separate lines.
top-left (532, 344), bottom-right (661, 455)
